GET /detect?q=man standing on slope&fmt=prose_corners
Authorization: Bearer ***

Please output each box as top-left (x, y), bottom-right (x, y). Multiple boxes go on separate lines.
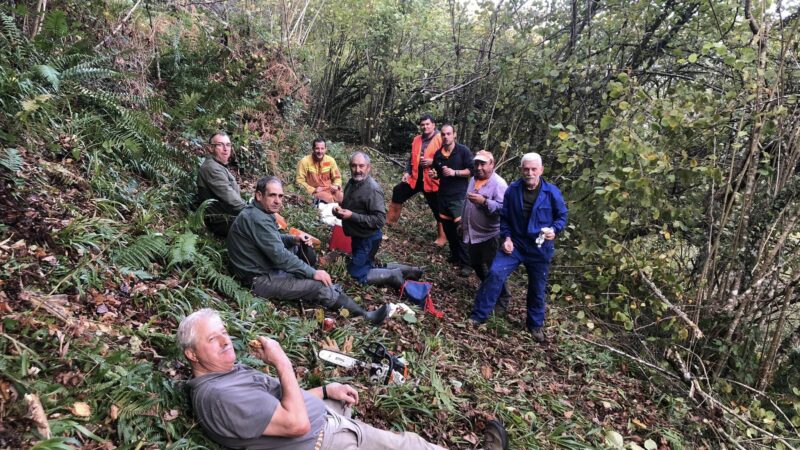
top-left (459, 150), bottom-right (512, 314)
top-left (430, 124), bottom-right (473, 276)
top-left (295, 138), bottom-right (344, 204)
top-left (386, 114), bottom-right (446, 247)
top-left (334, 152), bottom-right (423, 289)
top-left (196, 132), bottom-right (247, 237)
top-left (469, 153), bottom-right (568, 343)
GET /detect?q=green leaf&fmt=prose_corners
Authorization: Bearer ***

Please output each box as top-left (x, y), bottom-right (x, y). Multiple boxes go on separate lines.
top-left (644, 439), bottom-right (658, 450)
top-left (687, 53), bottom-right (698, 63)
top-left (605, 429), bottom-right (624, 449)
top-left (34, 64), bottom-right (60, 90)
top-left (403, 312), bottom-right (417, 323)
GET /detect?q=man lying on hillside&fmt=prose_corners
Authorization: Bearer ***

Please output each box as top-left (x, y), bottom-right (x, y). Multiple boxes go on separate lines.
top-left (178, 308), bottom-right (510, 450)
top-left (333, 152), bottom-right (423, 289)
top-left (196, 132), bottom-right (247, 237)
top-left (227, 176), bottom-right (390, 325)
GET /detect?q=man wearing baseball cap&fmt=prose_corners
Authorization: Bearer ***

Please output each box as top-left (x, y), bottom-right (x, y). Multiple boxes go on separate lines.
top-left (459, 150), bottom-right (512, 314)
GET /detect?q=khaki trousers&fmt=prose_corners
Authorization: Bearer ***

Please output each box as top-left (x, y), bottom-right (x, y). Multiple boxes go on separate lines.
top-left (320, 400), bottom-right (446, 450)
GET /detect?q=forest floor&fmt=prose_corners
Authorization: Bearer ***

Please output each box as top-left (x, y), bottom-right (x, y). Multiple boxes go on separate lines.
top-left (0, 143), bottom-right (702, 450)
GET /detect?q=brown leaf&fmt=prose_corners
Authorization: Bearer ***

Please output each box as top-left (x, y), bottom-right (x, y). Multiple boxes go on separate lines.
top-left (71, 401), bottom-right (92, 417)
top-left (24, 393), bottom-right (51, 438)
top-left (341, 336), bottom-right (354, 354)
top-left (564, 410), bottom-right (574, 419)
top-left (462, 432), bottom-right (478, 445)
top-left (480, 365), bottom-right (493, 380)
top-left (162, 409), bottom-right (180, 421)
top-left (109, 404), bottom-right (120, 420)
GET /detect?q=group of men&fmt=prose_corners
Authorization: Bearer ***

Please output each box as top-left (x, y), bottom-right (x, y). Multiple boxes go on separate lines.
top-left (190, 114), bottom-right (568, 448)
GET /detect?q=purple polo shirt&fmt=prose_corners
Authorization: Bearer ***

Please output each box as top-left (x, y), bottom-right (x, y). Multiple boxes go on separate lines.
top-left (461, 172), bottom-right (508, 244)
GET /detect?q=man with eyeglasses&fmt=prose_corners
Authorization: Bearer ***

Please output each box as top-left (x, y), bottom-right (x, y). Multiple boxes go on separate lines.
top-left (197, 132), bottom-right (247, 237)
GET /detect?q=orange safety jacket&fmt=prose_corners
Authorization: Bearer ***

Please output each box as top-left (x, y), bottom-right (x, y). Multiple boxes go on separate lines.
top-left (406, 133), bottom-right (442, 192)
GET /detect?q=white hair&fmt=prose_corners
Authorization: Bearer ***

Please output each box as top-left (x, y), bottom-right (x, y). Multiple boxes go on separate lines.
top-left (520, 152), bottom-right (542, 166)
top-left (176, 308), bottom-right (222, 353)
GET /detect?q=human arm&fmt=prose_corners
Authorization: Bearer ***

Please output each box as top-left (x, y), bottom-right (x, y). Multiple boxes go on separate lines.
top-left (330, 159), bottom-right (343, 187)
top-left (252, 337), bottom-right (311, 437)
top-left (308, 382), bottom-right (359, 406)
top-left (340, 184), bottom-right (386, 229)
top-left (548, 186), bottom-right (568, 238)
top-left (295, 158), bottom-right (316, 194)
top-left (251, 214), bottom-right (316, 279)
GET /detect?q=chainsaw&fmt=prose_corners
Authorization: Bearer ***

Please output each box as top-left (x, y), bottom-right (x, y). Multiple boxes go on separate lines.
top-left (318, 342), bottom-right (408, 386)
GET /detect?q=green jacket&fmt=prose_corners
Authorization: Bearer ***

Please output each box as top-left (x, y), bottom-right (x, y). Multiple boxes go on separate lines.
top-left (197, 156), bottom-right (246, 224)
top-left (227, 203), bottom-right (316, 284)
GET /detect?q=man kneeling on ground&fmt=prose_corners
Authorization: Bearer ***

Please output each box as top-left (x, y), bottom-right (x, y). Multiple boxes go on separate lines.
top-left (333, 152), bottom-right (423, 289)
top-left (178, 308), bottom-right (510, 450)
top-left (227, 176), bottom-right (389, 325)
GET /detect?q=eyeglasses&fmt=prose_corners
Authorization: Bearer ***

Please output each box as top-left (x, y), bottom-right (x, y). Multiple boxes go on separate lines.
top-left (212, 142), bottom-right (233, 148)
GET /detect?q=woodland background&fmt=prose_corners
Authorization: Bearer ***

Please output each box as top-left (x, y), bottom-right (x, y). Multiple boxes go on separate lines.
top-left (1, 0), bottom-right (799, 449)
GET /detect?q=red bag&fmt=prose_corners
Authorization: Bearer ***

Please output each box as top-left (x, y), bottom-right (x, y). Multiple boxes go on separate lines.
top-left (329, 225), bottom-right (352, 254)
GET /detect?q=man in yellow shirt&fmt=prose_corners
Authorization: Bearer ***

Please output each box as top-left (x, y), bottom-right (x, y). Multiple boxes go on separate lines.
top-left (296, 139), bottom-right (343, 204)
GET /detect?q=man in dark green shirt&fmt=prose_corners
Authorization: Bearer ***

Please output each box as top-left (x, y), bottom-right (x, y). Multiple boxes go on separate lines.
top-left (227, 176), bottom-right (389, 325)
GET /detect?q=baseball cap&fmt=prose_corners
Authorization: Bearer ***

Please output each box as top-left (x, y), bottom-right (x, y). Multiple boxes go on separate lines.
top-left (474, 150), bottom-right (494, 163)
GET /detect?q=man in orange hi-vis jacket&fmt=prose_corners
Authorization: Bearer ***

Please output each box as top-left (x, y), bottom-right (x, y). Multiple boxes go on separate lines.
top-left (386, 114), bottom-right (446, 247)
top-left (296, 138), bottom-right (343, 204)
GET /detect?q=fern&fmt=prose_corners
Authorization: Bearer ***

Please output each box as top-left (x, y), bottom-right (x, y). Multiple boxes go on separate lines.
top-left (113, 234), bottom-right (168, 270)
top-left (0, 147), bottom-right (22, 173)
top-left (169, 232), bottom-right (198, 266)
top-left (33, 64), bottom-right (60, 90)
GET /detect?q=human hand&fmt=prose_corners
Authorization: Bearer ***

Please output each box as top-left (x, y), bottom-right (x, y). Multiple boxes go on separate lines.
top-left (467, 192), bottom-right (485, 205)
top-left (254, 337), bottom-right (292, 370)
top-left (420, 158), bottom-right (433, 168)
top-left (324, 383), bottom-right (359, 406)
top-left (457, 223), bottom-right (463, 238)
top-left (315, 186), bottom-right (325, 193)
top-left (502, 237), bottom-right (513, 254)
top-left (295, 233), bottom-right (312, 246)
top-left (401, 173), bottom-right (410, 183)
top-left (442, 166), bottom-right (455, 177)
top-left (313, 270), bottom-right (333, 286)
top-left (428, 169), bottom-right (438, 179)
top-left (542, 227), bottom-right (556, 240)
top-left (336, 208), bottom-right (353, 220)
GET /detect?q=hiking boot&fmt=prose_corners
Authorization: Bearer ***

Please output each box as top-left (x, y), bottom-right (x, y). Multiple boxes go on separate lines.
top-left (333, 292), bottom-right (389, 326)
top-left (529, 327), bottom-right (546, 344)
top-left (467, 318), bottom-right (482, 328)
top-left (483, 419), bottom-right (509, 450)
top-left (458, 265), bottom-right (473, 277)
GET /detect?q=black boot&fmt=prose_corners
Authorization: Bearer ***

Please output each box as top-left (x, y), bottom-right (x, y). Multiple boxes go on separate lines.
top-left (333, 292), bottom-right (390, 326)
top-left (483, 419), bottom-right (509, 450)
top-left (384, 263), bottom-right (424, 280)
top-left (365, 268), bottom-right (404, 289)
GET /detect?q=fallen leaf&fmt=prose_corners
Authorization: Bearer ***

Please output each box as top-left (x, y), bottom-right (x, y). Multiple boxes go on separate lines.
top-left (564, 410), bottom-right (573, 419)
top-left (462, 432), bottom-right (478, 445)
top-left (162, 409), bottom-right (180, 421)
top-left (41, 255), bottom-right (58, 266)
top-left (109, 404), bottom-right (120, 420)
top-left (25, 393), bottom-right (51, 438)
top-left (71, 401), bottom-right (92, 417)
top-left (481, 365), bottom-right (493, 380)
top-left (631, 417), bottom-right (647, 429)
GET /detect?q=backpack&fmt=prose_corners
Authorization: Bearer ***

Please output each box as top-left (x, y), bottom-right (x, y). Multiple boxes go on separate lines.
top-left (399, 281), bottom-right (444, 318)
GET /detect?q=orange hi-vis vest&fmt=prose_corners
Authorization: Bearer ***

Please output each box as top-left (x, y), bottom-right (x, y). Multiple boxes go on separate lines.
top-left (406, 133), bottom-right (442, 192)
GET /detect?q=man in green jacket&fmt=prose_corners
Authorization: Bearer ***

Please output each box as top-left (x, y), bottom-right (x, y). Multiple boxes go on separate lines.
top-left (227, 176), bottom-right (390, 325)
top-left (196, 132), bottom-right (247, 237)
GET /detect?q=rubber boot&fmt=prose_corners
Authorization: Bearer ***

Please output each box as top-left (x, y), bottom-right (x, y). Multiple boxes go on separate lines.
top-left (434, 222), bottom-right (447, 248)
top-left (365, 268), bottom-right (404, 289)
top-left (484, 419), bottom-right (509, 450)
top-left (333, 292), bottom-right (390, 326)
top-left (385, 263), bottom-right (424, 280)
top-left (387, 202), bottom-right (403, 226)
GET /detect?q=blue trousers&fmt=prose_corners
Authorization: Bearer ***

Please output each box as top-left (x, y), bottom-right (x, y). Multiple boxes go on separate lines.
top-left (470, 248), bottom-right (551, 329)
top-left (348, 230), bottom-right (382, 283)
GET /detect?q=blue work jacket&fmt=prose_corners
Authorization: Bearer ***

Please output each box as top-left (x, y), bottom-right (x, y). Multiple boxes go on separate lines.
top-left (499, 178), bottom-right (568, 260)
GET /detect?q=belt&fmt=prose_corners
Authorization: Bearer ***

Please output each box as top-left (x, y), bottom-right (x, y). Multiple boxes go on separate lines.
top-left (313, 427), bottom-right (325, 450)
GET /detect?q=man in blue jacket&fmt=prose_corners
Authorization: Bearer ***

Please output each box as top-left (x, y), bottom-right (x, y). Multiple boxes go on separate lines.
top-left (469, 153), bottom-right (568, 343)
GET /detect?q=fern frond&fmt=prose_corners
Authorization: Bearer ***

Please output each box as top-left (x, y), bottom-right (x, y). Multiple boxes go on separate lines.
top-left (169, 232), bottom-right (198, 266)
top-left (0, 148), bottom-right (22, 173)
top-left (33, 64), bottom-right (60, 90)
top-left (113, 234), bottom-right (167, 270)
top-left (0, 13), bottom-right (36, 64)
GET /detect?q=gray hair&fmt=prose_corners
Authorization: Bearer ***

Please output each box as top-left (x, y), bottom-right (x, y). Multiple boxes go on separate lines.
top-left (349, 151), bottom-right (370, 165)
top-left (177, 308), bottom-right (222, 353)
top-left (520, 152), bottom-right (542, 167)
top-left (208, 131), bottom-right (229, 144)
